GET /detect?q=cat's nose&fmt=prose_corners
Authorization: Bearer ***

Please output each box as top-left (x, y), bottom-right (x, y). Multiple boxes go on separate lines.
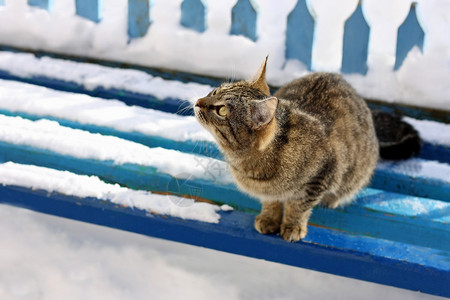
top-left (195, 97), bottom-right (207, 108)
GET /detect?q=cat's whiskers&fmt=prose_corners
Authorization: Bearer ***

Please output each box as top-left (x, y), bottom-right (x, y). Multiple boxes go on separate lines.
top-left (176, 101), bottom-right (195, 115)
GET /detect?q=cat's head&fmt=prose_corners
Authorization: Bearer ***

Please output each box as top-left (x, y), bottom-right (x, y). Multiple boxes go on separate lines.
top-left (194, 57), bottom-right (278, 152)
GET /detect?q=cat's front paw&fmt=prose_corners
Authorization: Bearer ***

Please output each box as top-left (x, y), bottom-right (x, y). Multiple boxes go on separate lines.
top-left (280, 223), bottom-right (307, 242)
top-left (254, 214), bottom-right (281, 234)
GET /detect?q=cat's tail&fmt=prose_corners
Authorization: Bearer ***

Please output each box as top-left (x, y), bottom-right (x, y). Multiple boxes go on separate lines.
top-left (372, 111), bottom-right (421, 160)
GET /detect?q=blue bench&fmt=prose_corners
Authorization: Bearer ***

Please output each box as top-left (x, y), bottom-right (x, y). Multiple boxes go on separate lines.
top-left (0, 0), bottom-right (449, 297)
top-left (0, 53), bottom-right (449, 297)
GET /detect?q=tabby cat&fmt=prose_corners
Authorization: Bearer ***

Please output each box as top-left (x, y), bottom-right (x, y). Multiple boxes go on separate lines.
top-left (194, 57), bottom-right (420, 242)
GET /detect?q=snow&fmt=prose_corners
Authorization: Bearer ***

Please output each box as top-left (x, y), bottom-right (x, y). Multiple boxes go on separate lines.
top-left (369, 196), bottom-right (449, 221)
top-left (0, 115), bottom-right (232, 184)
top-left (0, 204), bottom-right (444, 300)
top-left (0, 68), bottom-right (449, 151)
top-left (220, 204), bottom-right (234, 212)
top-left (0, 2), bottom-right (447, 298)
top-left (0, 0), bottom-right (448, 110)
top-left (377, 158), bottom-right (450, 183)
top-left (0, 51), bottom-right (213, 104)
top-left (404, 117), bottom-right (450, 146)
top-left (0, 78), bottom-right (214, 142)
top-left (0, 77), bottom-right (449, 190)
top-left (0, 162), bottom-right (227, 223)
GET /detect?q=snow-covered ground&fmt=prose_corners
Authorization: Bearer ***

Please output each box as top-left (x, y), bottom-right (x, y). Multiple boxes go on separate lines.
top-left (0, 204), bottom-right (445, 300)
top-left (0, 0), bottom-right (448, 110)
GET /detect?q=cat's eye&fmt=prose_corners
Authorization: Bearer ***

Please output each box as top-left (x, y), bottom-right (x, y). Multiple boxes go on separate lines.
top-left (216, 105), bottom-right (227, 117)
top-left (211, 89), bottom-right (218, 96)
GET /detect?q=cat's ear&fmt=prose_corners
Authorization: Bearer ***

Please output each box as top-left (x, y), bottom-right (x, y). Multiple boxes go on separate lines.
top-left (249, 56), bottom-right (270, 96)
top-left (250, 97), bottom-right (278, 130)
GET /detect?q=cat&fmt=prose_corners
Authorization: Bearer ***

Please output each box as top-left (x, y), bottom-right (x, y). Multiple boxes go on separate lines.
top-left (194, 57), bottom-right (420, 242)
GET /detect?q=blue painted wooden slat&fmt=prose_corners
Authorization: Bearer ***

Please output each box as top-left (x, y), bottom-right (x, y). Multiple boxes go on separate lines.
top-left (0, 47), bottom-right (222, 88)
top-left (230, 0), bottom-right (257, 41)
top-left (372, 168), bottom-right (450, 202)
top-left (180, 0), bottom-right (206, 33)
top-left (0, 185), bottom-right (449, 298)
top-left (1, 108), bottom-right (449, 202)
top-left (419, 143), bottom-right (450, 164)
top-left (0, 141), bottom-right (260, 212)
top-left (366, 101), bottom-right (450, 128)
top-left (28, 0), bottom-right (53, 11)
top-left (76, 0), bottom-right (102, 23)
top-left (341, 2), bottom-right (370, 75)
top-left (394, 3), bottom-right (424, 70)
top-left (0, 70), bottom-right (193, 115)
top-left (128, 0), bottom-right (151, 39)
top-left (0, 64), bottom-right (448, 125)
top-left (285, 0), bottom-right (315, 70)
top-left (1, 136), bottom-right (450, 251)
top-left (0, 109), bottom-right (221, 159)
top-left (317, 188), bottom-right (450, 251)
top-left (0, 48), bottom-right (448, 124)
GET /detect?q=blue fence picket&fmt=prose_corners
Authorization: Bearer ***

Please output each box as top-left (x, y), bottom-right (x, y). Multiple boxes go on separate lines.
top-left (76, 0), bottom-right (102, 23)
top-left (28, 0), bottom-right (53, 11)
top-left (341, 2), bottom-right (369, 75)
top-left (394, 3), bottom-right (424, 70)
top-left (230, 0), bottom-right (257, 41)
top-left (285, 0), bottom-right (315, 70)
top-left (180, 0), bottom-right (206, 33)
top-left (128, 0), bottom-right (151, 39)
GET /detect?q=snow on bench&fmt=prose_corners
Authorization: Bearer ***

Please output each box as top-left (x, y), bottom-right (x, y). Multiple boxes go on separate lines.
top-left (0, 164), bottom-right (449, 298)
top-left (0, 62), bottom-right (449, 296)
top-left (0, 77), bottom-right (449, 202)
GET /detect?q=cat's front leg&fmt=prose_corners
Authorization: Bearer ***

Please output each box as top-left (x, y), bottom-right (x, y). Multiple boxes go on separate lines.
top-left (280, 198), bottom-right (315, 242)
top-left (254, 201), bottom-right (283, 234)
top-left (281, 171), bottom-right (331, 241)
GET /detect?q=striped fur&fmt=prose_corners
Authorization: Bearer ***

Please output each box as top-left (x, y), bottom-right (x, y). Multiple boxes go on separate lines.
top-left (195, 59), bottom-right (381, 241)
